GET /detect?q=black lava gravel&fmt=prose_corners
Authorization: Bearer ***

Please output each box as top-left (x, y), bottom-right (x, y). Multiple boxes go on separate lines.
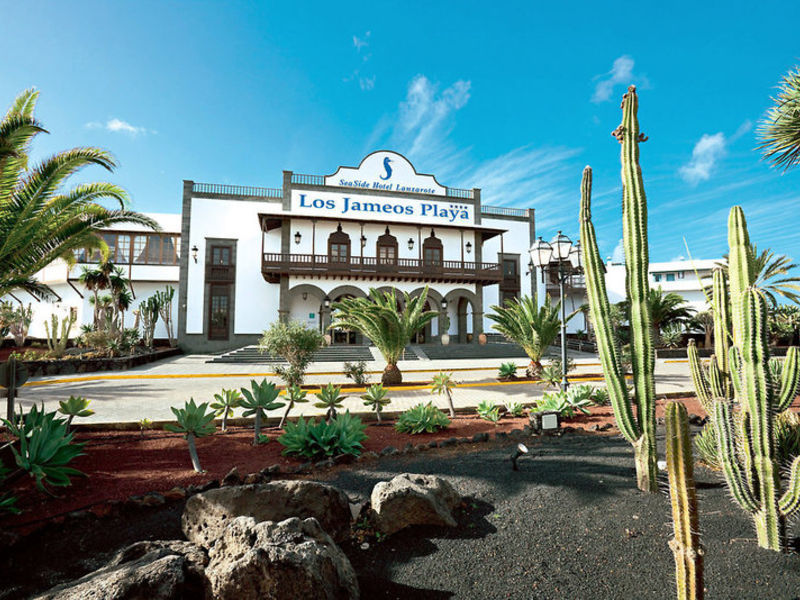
top-left (325, 434), bottom-right (800, 600)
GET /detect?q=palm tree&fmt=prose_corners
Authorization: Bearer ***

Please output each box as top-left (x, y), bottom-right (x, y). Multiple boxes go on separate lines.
top-left (330, 287), bottom-right (437, 385)
top-left (720, 244), bottom-right (800, 306)
top-left (0, 89), bottom-right (158, 300)
top-left (691, 310), bottom-right (715, 348)
top-left (617, 287), bottom-right (694, 337)
top-left (487, 295), bottom-right (570, 376)
top-left (758, 65), bottom-right (800, 172)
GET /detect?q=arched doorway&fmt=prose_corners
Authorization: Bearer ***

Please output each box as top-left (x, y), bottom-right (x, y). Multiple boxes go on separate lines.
top-left (444, 289), bottom-right (481, 344)
top-left (328, 284), bottom-right (367, 345)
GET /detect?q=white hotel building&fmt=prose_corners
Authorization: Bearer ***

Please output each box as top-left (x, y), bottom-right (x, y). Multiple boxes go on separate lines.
top-left (178, 151), bottom-right (537, 353)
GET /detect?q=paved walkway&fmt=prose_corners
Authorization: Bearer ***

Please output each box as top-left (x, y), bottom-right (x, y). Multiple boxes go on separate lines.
top-left (14, 353), bottom-right (694, 425)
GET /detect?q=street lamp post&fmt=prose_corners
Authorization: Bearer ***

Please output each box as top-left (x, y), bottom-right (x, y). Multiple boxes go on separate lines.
top-left (529, 232), bottom-right (582, 392)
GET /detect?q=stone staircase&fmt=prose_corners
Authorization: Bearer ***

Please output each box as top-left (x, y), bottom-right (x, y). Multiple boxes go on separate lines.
top-left (418, 342), bottom-right (529, 360)
top-left (208, 345), bottom-right (419, 364)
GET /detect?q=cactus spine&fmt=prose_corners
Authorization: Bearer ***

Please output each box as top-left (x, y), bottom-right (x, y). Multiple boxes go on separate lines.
top-left (579, 85), bottom-right (658, 492)
top-left (710, 207), bottom-right (800, 551)
top-left (665, 401), bottom-right (704, 600)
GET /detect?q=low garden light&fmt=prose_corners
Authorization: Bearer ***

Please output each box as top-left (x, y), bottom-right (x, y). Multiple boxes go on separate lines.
top-left (191, 245), bottom-right (198, 263)
top-left (294, 231), bottom-right (302, 245)
top-left (530, 410), bottom-right (561, 435)
top-left (510, 442), bottom-right (528, 471)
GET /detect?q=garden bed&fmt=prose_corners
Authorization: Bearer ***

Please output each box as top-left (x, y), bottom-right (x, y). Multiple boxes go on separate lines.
top-left (0, 396), bottom-right (709, 535)
top-left (8, 346), bottom-right (182, 377)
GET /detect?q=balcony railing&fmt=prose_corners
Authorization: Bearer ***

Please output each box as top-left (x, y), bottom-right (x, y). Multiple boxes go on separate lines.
top-left (261, 253), bottom-right (502, 284)
top-left (192, 182), bottom-right (282, 198)
top-left (481, 205), bottom-right (530, 219)
top-left (205, 264), bottom-right (236, 282)
top-left (291, 173), bottom-right (325, 186)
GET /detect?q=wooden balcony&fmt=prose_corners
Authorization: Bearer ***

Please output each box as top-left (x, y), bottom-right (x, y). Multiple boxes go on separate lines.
top-left (261, 253), bottom-right (503, 285)
top-left (205, 264), bottom-right (236, 282)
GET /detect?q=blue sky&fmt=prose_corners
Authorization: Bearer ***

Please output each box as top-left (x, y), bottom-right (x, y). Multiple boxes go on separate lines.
top-left (2, 1), bottom-right (799, 262)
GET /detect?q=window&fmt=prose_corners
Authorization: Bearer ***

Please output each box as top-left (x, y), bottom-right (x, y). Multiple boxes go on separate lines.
top-left (211, 246), bottom-right (232, 266)
top-left (653, 274), bottom-right (662, 282)
top-left (503, 259), bottom-right (517, 279)
top-left (327, 225), bottom-right (351, 264)
top-left (77, 232), bottom-right (180, 265)
top-left (376, 228), bottom-right (398, 266)
top-left (208, 285), bottom-right (230, 340)
top-left (666, 273), bottom-right (675, 282)
top-left (422, 231), bottom-right (443, 267)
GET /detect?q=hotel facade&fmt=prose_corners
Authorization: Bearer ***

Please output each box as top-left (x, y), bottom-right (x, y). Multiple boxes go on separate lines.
top-left (177, 151), bottom-right (537, 353)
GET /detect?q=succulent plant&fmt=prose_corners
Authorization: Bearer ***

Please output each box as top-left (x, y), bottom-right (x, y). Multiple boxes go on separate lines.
top-left (278, 411), bottom-right (366, 459)
top-left (431, 372), bottom-right (457, 418)
top-left (665, 402), bottom-right (704, 600)
top-left (164, 399), bottom-right (216, 472)
top-left (57, 395), bottom-right (94, 432)
top-left (211, 388), bottom-right (242, 432)
top-left (279, 384), bottom-right (308, 429)
top-left (313, 383), bottom-right (346, 423)
top-left (579, 86), bottom-right (659, 492)
top-left (240, 378), bottom-right (285, 444)
top-left (395, 402), bottom-right (450, 434)
top-left (361, 383), bottom-right (391, 423)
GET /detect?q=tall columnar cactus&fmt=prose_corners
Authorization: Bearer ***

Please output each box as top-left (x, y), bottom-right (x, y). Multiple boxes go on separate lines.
top-left (665, 401), bottom-right (704, 600)
top-left (710, 207), bottom-right (800, 551)
top-left (579, 85), bottom-right (658, 492)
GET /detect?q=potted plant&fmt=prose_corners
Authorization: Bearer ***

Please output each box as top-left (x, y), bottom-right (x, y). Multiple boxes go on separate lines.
top-left (440, 311), bottom-right (451, 346)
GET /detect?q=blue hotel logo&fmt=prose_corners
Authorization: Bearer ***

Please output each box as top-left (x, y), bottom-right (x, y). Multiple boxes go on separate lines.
top-left (379, 157), bottom-right (393, 181)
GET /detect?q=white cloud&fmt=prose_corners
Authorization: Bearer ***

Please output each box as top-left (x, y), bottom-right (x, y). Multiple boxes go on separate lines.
top-left (611, 238), bottom-right (625, 263)
top-left (367, 75), bottom-right (582, 229)
top-left (592, 55), bottom-right (648, 103)
top-left (678, 120), bottom-right (753, 185)
top-left (359, 76), bottom-right (375, 91)
top-left (679, 132), bottom-right (727, 184)
top-left (85, 118), bottom-right (152, 136)
top-left (353, 31), bottom-right (370, 51)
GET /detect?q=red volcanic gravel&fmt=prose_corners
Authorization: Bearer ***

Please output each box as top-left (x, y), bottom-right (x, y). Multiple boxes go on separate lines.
top-left (1, 397), bottom-right (709, 532)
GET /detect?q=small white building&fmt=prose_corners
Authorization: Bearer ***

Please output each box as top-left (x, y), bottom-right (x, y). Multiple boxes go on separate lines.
top-left (605, 258), bottom-right (718, 312)
top-left (1, 213), bottom-right (180, 341)
top-left (178, 151), bottom-right (537, 353)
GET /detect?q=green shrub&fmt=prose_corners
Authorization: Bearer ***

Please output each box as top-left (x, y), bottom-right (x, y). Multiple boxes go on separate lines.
top-left (361, 383), bottom-right (391, 423)
top-left (395, 402), bottom-right (450, 434)
top-left (476, 400), bottom-right (501, 424)
top-left (505, 401), bottom-right (525, 418)
top-left (590, 387), bottom-right (610, 406)
top-left (313, 383), bottom-right (346, 423)
top-left (259, 321), bottom-right (325, 387)
top-left (535, 390), bottom-right (592, 418)
top-left (539, 364), bottom-right (562, 388)
top-left (343, 361), bottom-right (369, 386)
top-left (2, 404), bottom-right (86, 492)
top-left (164, 399), bottom-right (216, 472)
top-left (278, 411), bottom-right (367, 460)
top-left (498, 362), bottom-right (518, 380)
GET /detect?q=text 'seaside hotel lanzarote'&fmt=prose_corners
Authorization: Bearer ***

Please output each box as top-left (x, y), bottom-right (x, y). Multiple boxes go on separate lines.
top-left (178, 151), bottom-right (536, 353)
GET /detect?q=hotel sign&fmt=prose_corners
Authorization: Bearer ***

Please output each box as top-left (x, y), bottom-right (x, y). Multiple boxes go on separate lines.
top-left (324, 151), bottom-right (447, 196)
top-left (290, 190), bottom-right (473, 225)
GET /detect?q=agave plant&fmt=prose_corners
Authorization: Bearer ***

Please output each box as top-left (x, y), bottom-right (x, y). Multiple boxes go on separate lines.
top-left (498, 362), bottom-right (518, 380)
top-left (278, 411), bottom-right (367, 460)
top-left (57, 396), bottom-right (94, 432)
top-left (394, 402), bottom-right (450, 434)
top-left (240, 378), bottom-right (285, 444)
top-left (476, 400), bottom-right (501, 424)
top-left (164, 399), bottom-right (216, 472)
top-left (313, 383), bottom-right (346, 423)
top-left (539, 364), bottom-right (562, 388)
top-left (487, 295), bottom-right (572, 376)
top-left (505, 401), bottom-right (525, 417)
top-left (431, 372), bottom-right (457, 418)
top-left (361, 383), bottom-right (391, 423)
top-left (3, 405), bottom-right (86, 492)
top-left (279, 384), bottom-right (308, 429)
top-left (0, 89), bottom-right (158, 300)
top-left (211, 388), bottom-right (242, 432)
top-left (330, 287), bottom-right (437, 385)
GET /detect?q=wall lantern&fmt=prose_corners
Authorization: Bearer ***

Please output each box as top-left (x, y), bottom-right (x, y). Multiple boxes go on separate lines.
top-left (294, 231), bottom-right (302, 245)
top-left (441, 299), bottom-right (448, 310)
top-left (361, 234), bottom-right (367, 248)
top-left (465, 241), bottom-right (473, 254)
top-left (323, 296), bottom-right (331, 308)
top-left (407, 238), bottom-right (415, 251)
top-left (191, 245), bottom-right (198, 263)
top-left (302, 292), bottom-right (308, 301)
top-left (530, 410), bottom-right (561, 435)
